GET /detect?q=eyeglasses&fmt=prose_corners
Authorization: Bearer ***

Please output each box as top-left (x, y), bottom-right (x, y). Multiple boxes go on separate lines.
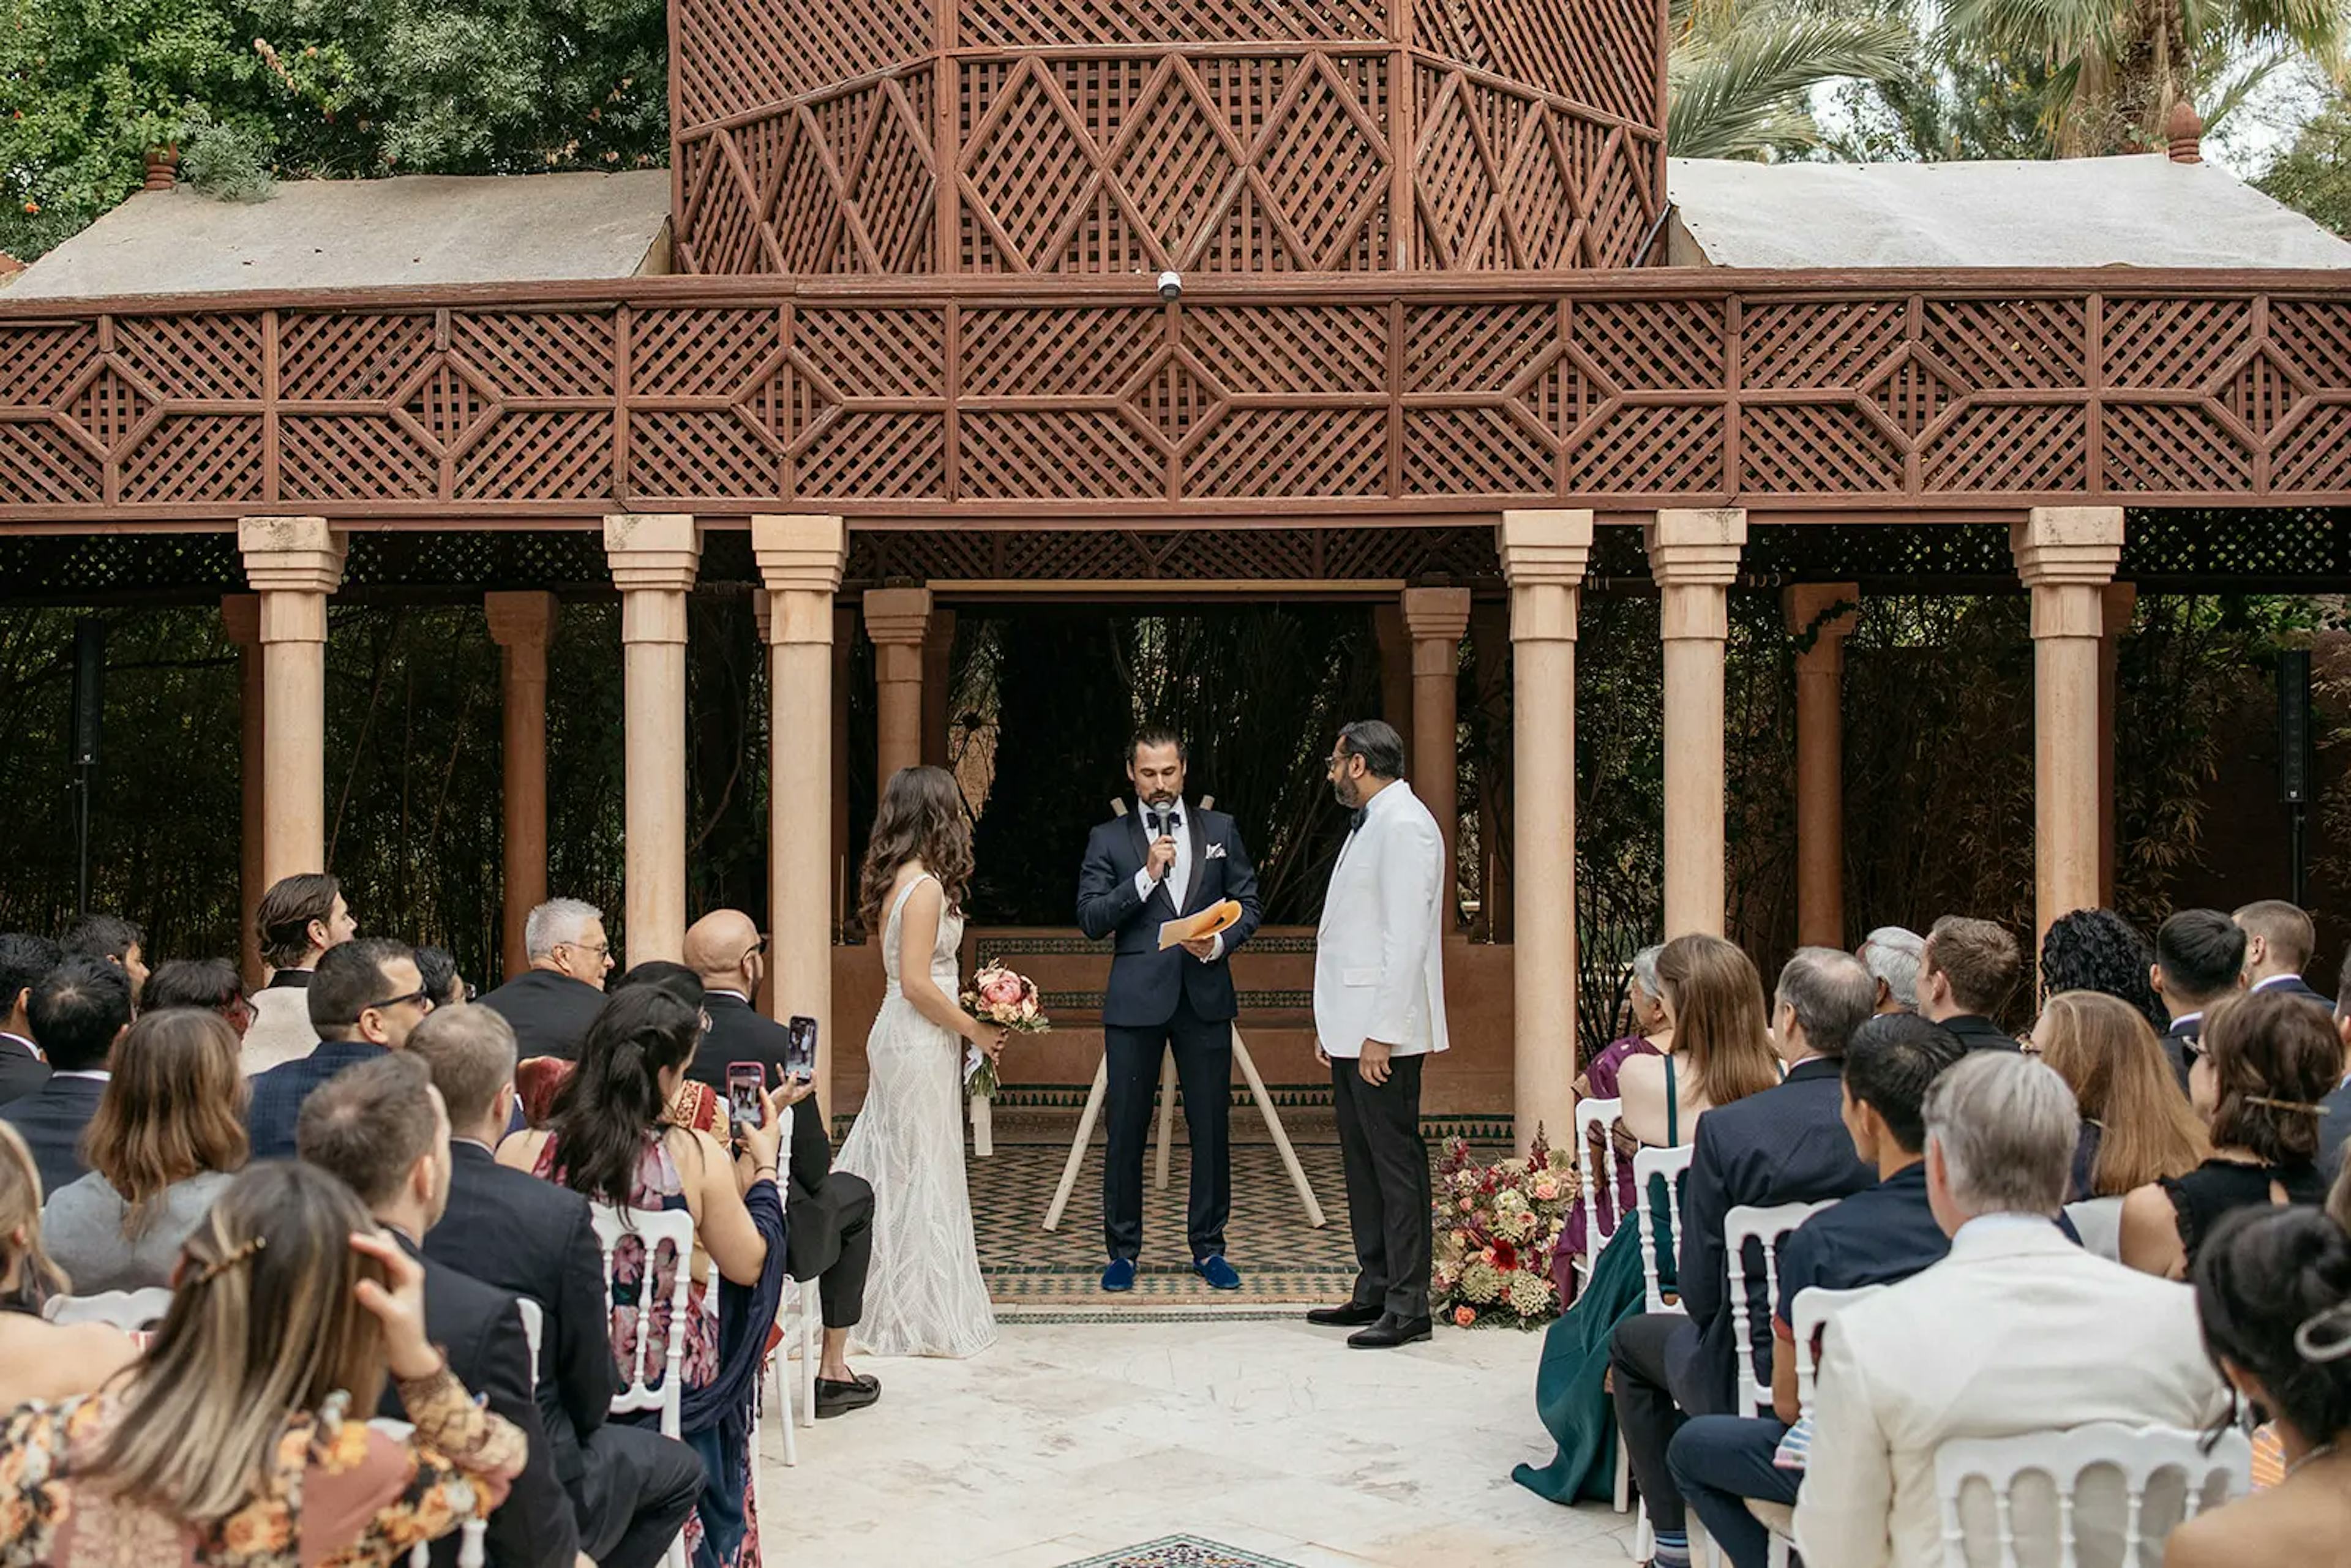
top-left (560, 940), bottom-right (612, 958)
top-left (737, 934), bottom-right (769, 966)
top-left (367, 988), bottom-right (435, 1014)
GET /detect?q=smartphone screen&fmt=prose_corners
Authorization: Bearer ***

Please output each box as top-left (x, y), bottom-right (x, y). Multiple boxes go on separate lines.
top-left (726, 1062), bottom-right (766, 1133)
top-left (785, 1016), bottom-right (819, 1082)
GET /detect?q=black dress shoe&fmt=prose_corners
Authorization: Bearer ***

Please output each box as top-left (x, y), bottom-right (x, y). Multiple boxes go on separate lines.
top-left (1306, 1301), bottom-right (1384, 1328)
top-left (814, 1372), bottom-right (882, 1418)
top-left (1348, 1313), bottom-right (1434, 1349)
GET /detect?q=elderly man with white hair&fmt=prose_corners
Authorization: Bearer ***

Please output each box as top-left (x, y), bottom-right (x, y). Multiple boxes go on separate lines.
top-left (476, 897), bottom-right (615, 1062)
top-left (1793, 1052), bottom-right (2227, 1567)
top-left (1856, 926), bottom-right (1925, 1015)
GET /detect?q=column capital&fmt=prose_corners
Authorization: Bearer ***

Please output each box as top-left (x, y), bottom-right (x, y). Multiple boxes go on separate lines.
top-left (220, 593), bottom-right (260, 647)
top-left (754, 514), bottom-right (849, 645)
top-left (603, 513), bottom-right (702, 594)
top-left (2011, 506), bottom-right (2124, 589)
top-left (1496, 509), bottom-right (1595, 588)
top-left (1645, 508), bottom-right (1747, 588)
top-left (1400, 585), bottom-right (1471, 643)
top-left (864, 586), bottom-right (935, 647)
top-left (484, 590), bottom-right (558, 650)
top-left (237, 516), bottom-right (347, 596)
top-left (1783, 582), bottom-right (1860, 643)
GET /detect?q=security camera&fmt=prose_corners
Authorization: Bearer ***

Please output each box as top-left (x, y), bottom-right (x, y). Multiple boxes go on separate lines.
top-left (1157, 270), bottom-right (1182, 303)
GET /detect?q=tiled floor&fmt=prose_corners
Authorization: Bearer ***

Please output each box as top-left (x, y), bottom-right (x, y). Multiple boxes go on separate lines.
top-left (759, 1316), bottom-right (1633, 1567)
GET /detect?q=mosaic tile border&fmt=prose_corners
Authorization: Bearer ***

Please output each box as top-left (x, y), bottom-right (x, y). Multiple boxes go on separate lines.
top-left (1057, 1536), bottom-right (1305, 1568)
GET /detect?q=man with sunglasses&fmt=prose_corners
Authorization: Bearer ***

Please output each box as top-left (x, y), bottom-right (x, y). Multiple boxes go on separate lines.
top-left (479, 897), bottom-right (617, 1062)
top-left (247, 936), bottom-right (435, 1161)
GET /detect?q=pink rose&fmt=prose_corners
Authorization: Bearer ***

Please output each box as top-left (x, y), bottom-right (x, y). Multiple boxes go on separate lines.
top-left (1453, 1306), bottom-right (1476, 1327)
top-left (981, 973), bottom-right (1025, 1007)
top-left (1458, 1196), bottom-right (1473, 1212)
top-left (1532, 1180), bottom-right (1559, 1202)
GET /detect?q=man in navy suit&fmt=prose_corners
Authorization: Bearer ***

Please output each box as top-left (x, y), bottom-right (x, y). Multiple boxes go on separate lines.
top-left (9, 956), bottom-right (130, 1195)
top-left (247, 937), bottom-right (434, 1162)
top-left (2235, 899), bottom-right (2331, 1011)
top-left (2152, 909), bottom-right (2246, 1092)
top-left (1075, 727), bottom-right (1263, 1294)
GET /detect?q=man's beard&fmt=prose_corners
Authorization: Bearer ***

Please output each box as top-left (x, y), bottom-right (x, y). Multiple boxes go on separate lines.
top-left (1330, 778), bottom-right (1357, 808)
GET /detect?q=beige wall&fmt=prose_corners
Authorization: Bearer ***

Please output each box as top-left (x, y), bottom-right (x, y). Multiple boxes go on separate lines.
top-left (826, 929), bottom-right (1518, 1120)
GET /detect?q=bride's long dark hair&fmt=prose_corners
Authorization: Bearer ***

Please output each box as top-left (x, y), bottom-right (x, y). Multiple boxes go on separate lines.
top-left (857, 765), bottom-right (973, 934)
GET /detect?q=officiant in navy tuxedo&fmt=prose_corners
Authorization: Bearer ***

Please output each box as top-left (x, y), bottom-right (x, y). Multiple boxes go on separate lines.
top-left (1076, 727), bottom-right (1263, 1294)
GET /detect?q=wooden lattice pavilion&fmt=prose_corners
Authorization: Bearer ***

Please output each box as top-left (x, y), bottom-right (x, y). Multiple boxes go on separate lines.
top-left (3, 0), bottom-right (2349, 1139)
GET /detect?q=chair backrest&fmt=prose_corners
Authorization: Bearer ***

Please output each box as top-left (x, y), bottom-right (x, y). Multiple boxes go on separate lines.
top-left (1788, 1283), bottom-right (1889, 1419)
top-left (1574, 1095), bottom-right (1625, 1267)
top-left (1933, 1422), bottom-right (2252, 1568)
top-left (2063, 1197), bottom-right (2125, 1263)
top-left (41, 1286), bottom-right (174, 1331)
top-left (588, 1201), bottom-right (701, 1436)
top-left (1723, 1201), bottom-right (1834, 1416)
top-left (1632, 1143), bottom-right (1697, 1315)
top-left (514, 1297), bottom-right (544, 1392)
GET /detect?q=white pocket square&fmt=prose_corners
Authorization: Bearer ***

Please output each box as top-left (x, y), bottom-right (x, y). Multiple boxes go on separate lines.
top-left (1204, 844), bottom-right (1228, 860)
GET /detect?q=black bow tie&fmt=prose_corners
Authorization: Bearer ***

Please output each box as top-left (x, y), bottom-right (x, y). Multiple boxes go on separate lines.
top-left (1152, 808), bottom-right (1182, 833)
top-left (1348, 807), bottom-right (1368, 831)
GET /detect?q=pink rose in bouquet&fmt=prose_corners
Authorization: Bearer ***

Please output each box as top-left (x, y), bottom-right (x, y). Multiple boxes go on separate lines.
top-left (959, 964), bottom-right (1051, 1098)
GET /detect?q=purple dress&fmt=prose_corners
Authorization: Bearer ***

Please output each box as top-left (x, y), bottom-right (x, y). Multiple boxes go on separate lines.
top-left (1556, 1034), bottom-right (1663, 1300)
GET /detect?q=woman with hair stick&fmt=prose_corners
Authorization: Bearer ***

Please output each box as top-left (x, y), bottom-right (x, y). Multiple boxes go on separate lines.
top-left (0, 1160), bottom-right (524, 1564)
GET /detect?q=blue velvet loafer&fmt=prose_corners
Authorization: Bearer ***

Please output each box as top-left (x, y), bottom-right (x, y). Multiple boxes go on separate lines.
top-left (1194, 1254), bottom-right (1242, 1291)
top-left (1101, 1258), bottom-right (1137, 1292)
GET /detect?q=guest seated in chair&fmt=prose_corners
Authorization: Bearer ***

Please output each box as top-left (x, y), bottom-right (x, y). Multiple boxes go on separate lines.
top-left (477, 898), bottom-right (616, 1063)
top-left (7, 957), bottom-right (132, 1197)
top-left (502, 985), bottom-right (787, 1568)
top-left (1793, 1052), bottom-right (2229, 1568)
top-left (2169, 1206), bottom-right (2351, 1568)
top-left (1666, 1013), bottom-right (1965, 1568)
top-left (2031, 989), bottom-right (2207, 1203)
top-left (1554, 943), bottom-right (1673, 1305)
top-left (0, 1120), bottom-right (140, 1406)
top-left (1512, 932), bottom-right (1782, 1509)
top-left (687, 908), bottom-right (880, 1418)
top-left (409, 1004), bottom-right (705, 1568)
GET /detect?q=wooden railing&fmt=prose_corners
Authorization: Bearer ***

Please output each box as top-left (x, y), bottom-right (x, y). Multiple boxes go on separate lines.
top-left (1, 269), bottom-right (2345, 521)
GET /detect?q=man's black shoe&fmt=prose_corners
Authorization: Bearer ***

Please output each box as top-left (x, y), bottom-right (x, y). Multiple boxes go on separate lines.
top-left (1347, 1313), bottom-right (1434, 1349)
top-left (1306, 1301), bottom-right (1384, 1328)
top-left (814, 1371), bottom-right (882, 1418)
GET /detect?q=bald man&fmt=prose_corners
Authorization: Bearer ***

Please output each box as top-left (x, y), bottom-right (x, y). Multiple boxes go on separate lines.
top-left (684, 910), bottom-right (879, 1417)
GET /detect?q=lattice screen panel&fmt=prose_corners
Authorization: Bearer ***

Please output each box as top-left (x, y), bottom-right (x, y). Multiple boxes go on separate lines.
top-left (2, 282), bottom-right (2349, 519)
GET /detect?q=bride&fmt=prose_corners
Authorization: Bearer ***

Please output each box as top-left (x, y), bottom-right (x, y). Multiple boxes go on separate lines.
top-left (835, 764), bottom-right (1005, 1358)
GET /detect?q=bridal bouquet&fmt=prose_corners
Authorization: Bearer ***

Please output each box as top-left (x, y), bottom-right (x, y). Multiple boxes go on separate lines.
top-left (960, 964), bottom-right (1048, 1100)
top-left (1430, 1128), bottom-right (1580, 1329)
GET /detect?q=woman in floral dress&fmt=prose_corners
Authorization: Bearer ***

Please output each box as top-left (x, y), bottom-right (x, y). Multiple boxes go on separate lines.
top-left (0, 1161), bottom-right (524, 1566)
top-left (503, 985), bottom-right (787, 1568)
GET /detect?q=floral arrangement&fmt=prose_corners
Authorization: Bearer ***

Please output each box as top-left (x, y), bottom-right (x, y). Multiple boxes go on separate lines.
top-left (1431, 1128), bottom-right (1581, 1330)
top-left (959, 964), bottom-right (1048, 1099)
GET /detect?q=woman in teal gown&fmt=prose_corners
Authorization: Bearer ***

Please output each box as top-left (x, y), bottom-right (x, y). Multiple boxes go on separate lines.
top-left (1511, 1068), bottom-right (1678, 1502)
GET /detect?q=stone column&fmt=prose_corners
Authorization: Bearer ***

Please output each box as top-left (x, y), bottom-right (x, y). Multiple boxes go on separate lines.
top-left (1498, 511), bottom-right (1592, 1155)
top-left (603, 514), bottom-right (701, 965)
top-left (1785, 583), bottom-right (1859, 949)
top-left (865, 587), bottom-right (934, 786)
top-left (486, 592), bottom-right (557, 980)
top-left (831, 605), bottom-right (855, 938)
top-left (1648, 509), bottom-right (1745, 939)
top-left (2013, 508), bottom-right (2126, 945)
top-left (1372, 602), bottom-right (1414, 755)
top-left (237, 517), bottom-right (346, 891)
top-left (1401, 587), bottom-right (1471, 925)
top-left (221, 595), bottom-right (266, 988)
top-left (756, 515), bottom-right (850, 1111)
top-left (922, 608), bottom-right (958, 768)
top-left (2098, 583), bottom-right (2136, 907)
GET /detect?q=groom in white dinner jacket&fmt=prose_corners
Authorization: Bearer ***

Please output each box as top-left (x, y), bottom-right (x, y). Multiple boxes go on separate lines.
top-left (1307, 719), bottom-right (1449, 1349)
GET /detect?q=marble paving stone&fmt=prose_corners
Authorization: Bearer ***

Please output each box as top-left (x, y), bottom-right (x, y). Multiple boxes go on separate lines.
top-left (759, 1319), bottom-right (1631, 1567)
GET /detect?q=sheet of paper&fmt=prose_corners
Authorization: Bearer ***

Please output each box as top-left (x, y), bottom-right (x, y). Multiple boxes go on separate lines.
top-left (1158, 898), bottom-right (1243, 951)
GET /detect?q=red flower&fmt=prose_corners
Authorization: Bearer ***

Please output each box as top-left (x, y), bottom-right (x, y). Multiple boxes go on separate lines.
top-left (1492, 1240), bottom-right (1518, 1272)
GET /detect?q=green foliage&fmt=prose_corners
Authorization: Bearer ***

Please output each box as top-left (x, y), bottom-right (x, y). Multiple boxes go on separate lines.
top-left (1668, 0), bottom-right (1918, 158)
top-left (2257, 98), bottom-right (2351, 234)
top-left (179, 114), bottom-right (275, 200)
top-left (0, 0), bottom-right (666, 260)
top-left (1824, 36), bottom-right (2059, 159)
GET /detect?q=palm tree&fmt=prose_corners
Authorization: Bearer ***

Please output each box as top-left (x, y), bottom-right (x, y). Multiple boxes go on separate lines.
top-left (1667, 0), bottom-right (1918, 159)
top-left (1943, 0), bottom-right (2347, 154)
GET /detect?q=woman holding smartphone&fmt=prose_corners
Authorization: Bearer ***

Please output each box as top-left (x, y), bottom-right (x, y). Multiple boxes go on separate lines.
top-left (834, 765), bottom-right (1005, 1359)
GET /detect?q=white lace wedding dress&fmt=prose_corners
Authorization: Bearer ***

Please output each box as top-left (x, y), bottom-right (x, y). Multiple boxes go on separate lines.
top-left (834, 872), bottom-right (998, 1358)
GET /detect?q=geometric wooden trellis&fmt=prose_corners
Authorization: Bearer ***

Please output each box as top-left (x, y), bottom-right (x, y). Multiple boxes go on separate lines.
top-left (2, 274), bottom-right (2348, 520)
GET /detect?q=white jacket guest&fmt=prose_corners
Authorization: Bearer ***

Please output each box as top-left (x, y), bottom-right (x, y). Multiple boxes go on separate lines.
top-left (1794, 1052), bottom-right (2229, 1568)
top-left (240, 872), bottom-right (356, 1075)
top-left (1304, 719), bottom-right (1447, 1349)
